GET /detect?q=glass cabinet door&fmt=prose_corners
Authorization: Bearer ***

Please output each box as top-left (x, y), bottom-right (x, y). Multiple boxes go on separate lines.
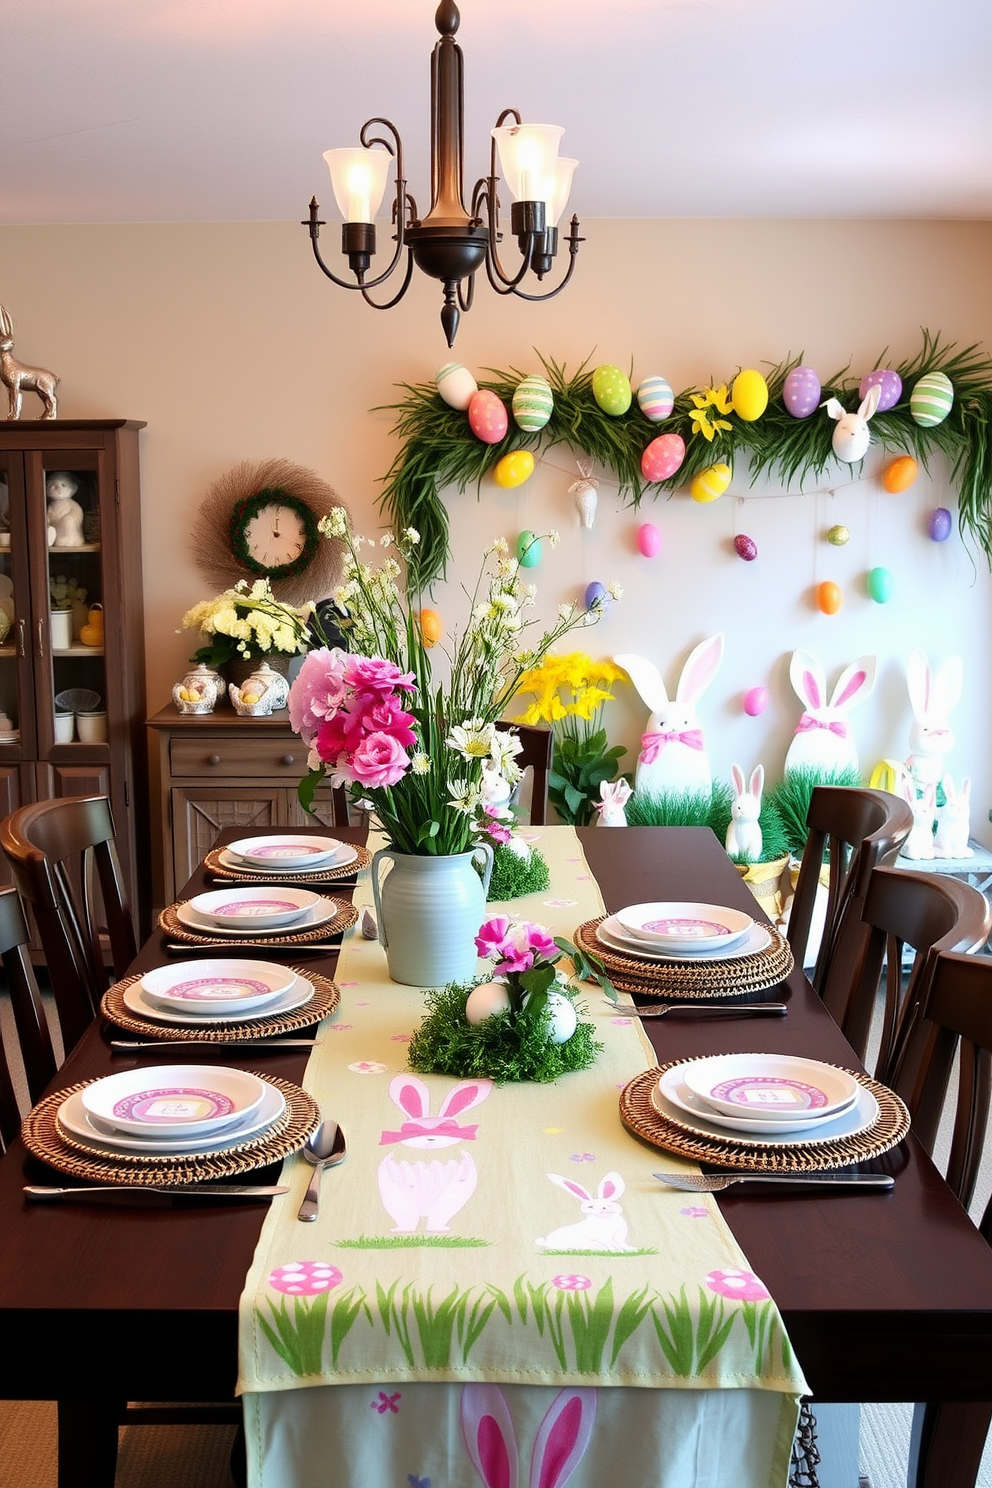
top-left (0, 450), bottom-right (33, 755)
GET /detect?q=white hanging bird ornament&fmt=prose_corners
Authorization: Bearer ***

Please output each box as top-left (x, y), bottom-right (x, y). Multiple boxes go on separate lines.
top-left (569, 457), bottom-right (599, 529)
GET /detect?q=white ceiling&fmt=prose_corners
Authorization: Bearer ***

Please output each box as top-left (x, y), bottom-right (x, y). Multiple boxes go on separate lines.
top-left (3, 0), bottom-right (991, 226)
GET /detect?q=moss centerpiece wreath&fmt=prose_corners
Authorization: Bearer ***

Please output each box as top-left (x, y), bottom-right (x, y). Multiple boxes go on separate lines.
top-left (378, 332), bottom-right (992, 588)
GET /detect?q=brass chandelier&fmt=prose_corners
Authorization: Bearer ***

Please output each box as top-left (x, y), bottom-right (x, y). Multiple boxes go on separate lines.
top-left (304, 0), bottom-right (582, 347)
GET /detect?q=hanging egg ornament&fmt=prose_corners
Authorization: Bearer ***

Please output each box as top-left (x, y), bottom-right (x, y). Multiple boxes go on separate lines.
top-left (516, 530), bottom-right (542, 567)
top-left (744, 686), bottom-right (769, 716)
top-left (731, 369), bottom-right (769, 422)
top-left (690, 462), bottom-right (732, 503)
top-left (859, 368), bottom-right (902, 412)
top-left (418, 608), bottom-right (444, 647)
top-left (882, 455), bottom-right (918, 493)
top-left (465, 981), bottom-right (512, 1025)
top-left (816, 580), bottom-right (842, 615)
top-left (493, 450), bottom-right (535, 489)
top-left (436, 362), bottom-right (477, 411)
top-left (641, 433), bottom-right (685, 483)
top-left (734, 533), bottom-right (758, 561)
top-left (636, 374), bottom-right (674, 422)
top-left (467, 389), bottom-right (509, 444)
top-left (867, 566), bottom-right (894, 604)
top-left (929, 507), bottom-right (953, 542)
top-left (512, 375), bottom-right (554, 432)
top-left (827, 524), bottom-right (850, 547)
top-left (910, 371), bottom-right (954, 427)
top-left (592, 364), bottom-right (632, 416)
top-left (636, 522), bottom-right (662, 558)
top-left (783, 365), bottom-right (821, 419)
top-left (584, 581), bottom-right (607, 610)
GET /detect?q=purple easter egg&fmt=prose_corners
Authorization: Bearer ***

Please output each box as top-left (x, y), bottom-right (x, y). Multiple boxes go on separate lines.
top-left (859, 368), bottom-right (902, 412)
top-left (584, 580), bottom-right (607, 609)
top-left (929, 507), bottom-right (952, 542)
top-left (734, 533), bottom-right (758, 562)
top-left (637, 522), bottom-right (662, 557)
top-left (783, 365), bottom-right (821, 419)
top-left (744, 686), bottom-right (769, 716)
top-left (640, 433), bottom-right (685, 483)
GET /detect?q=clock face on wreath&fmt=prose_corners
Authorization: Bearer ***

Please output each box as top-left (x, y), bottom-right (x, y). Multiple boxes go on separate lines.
top-left (228, 489), bottom-right (321, 583)
top-left (244, 502), bottom-right (307, 569)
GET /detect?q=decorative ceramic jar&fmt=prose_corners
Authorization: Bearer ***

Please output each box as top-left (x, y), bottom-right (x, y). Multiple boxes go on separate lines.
top-left (370, 845), bottom-right (494, 986)
top-left (228, 661), bottom-right (291, 716)
top-left (49, 609), bottom-right (73, 650)
top-left (172, 663), bottom-right (223, 715)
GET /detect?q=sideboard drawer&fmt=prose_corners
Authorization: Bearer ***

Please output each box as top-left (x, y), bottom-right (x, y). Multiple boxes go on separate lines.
top-left (170, 736), bottom-right (306, 778)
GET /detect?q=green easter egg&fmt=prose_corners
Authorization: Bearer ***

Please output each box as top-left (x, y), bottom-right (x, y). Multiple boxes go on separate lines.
top-left (910, 371), bottom-right (954, 427)
top-left (512, 375), bottom-right (554, 432)
top-left (592, 364), bottom-right (632, 417)
top-left (867, 566), bottom-right (894, 603)
top-left (827, 524), bottom-right (850, 547)
top-left (516, 530), bottom-right (542, 567)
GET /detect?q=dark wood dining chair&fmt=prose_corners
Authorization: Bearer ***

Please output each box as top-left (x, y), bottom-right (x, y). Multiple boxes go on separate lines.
top-left (0, 884), bottom-right (58, 1150)
top-left (497, 723), bottom-right (552, 825)
top-left (787, 785), bottom-right (913, 994)
top-left (0, 795), bottom-right (137, 1058)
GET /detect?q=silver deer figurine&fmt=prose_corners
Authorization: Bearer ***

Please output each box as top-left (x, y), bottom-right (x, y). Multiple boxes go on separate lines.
top-left (0, 306), bottom-right (59, 419)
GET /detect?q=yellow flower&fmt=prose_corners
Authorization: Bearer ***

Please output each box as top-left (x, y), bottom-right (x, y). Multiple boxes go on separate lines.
top-left (688, 384), bottom-right (734, 442)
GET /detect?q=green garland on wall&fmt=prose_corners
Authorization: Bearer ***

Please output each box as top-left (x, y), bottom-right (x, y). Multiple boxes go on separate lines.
top-left (378, 331), bottom-right (992, 589)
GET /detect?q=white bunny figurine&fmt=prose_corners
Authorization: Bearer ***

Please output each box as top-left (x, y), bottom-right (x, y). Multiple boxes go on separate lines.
top-left (784, 650), bottom-right (877, 776)
top-left (825, 382), bottom-right (881, 463)
top-left (906, 649), bottom-right (963, 794)
top-left (461, 1383), bottom-right (597, 1488)
top-left (933, 774), bottom-right (973, 859)
top-left (615, 634), bottom-right (724, 799)
top-left (377, 1074), bottom-right (492, 1235)
top-left (726, 763), bottom-right (764, 860)
top-left (594, 777), bottom-right (631, 826)
top-left (900, 776), bottom-right (937, 861)
top-left (536, 1171), bottom-right (635, 1253)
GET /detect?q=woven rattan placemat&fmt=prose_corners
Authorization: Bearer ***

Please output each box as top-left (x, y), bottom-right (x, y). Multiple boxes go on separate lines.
top-left (100, 967), bottom-right (339, 1042)
top-left (23, 1076), bottom-right (319, 1185)
top-left (574, 916), bottom-right (794, 998)
top-left (204, 843), bottom-right (371, 884)
top-left (619, 1063), bottom-right (909, 1172)
top-left (159, 898), bottom-right (358, 948)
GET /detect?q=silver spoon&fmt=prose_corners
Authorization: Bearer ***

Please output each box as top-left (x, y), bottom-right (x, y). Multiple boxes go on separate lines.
top-left (297, 1119), bottom-right (346, 1222)
top-left (654, 1171), bottom-right (893, 1192)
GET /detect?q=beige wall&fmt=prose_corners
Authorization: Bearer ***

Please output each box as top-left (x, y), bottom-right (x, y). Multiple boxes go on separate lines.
top-left (2, 218), bottom-right (991, 838)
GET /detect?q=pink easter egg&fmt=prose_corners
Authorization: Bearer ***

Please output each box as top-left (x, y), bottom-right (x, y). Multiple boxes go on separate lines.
top-left (859, 368), bottom-right (902, 412)
top-left (744, 686), bottom-right (769, 716)
top-left (640, 433), bottom-right (685, 483)
top-left (637, 522), bottom-right (662, 557)
top-left (467, 389), bottom-right (508, 445)
top-left (734, 534), bottom-right (758, 561)
top-left (782, 365), bottom-right (821, 419)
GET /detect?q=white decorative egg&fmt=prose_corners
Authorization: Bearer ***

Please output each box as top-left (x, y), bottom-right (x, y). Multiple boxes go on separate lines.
top-left (512, 375), bottom-right (554, 432)
top-left (910, 371), bottom-right (954, 428)
top-left (522, 988), bottom-right (578, 1044)
top-left (636, 375), bottom-right (675, 422)
top-left (465, 980), bottom-right (511, 1025)
top-left (436, 362), bottom-right (478, 411)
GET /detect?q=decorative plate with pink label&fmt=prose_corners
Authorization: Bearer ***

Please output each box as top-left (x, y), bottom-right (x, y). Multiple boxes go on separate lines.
top-left (682, 1054), bottom-right (858, 1123)
top-left (614, 901), bottom-right (753, 953)
top-left (228, 834), bottom-right (349, 869)
top-left (187, 886), bottom-right (321, 929)
top-left (139, 959), bottom-right (295, 1015)
top-left (80, 1064), bottom-right (266, 1138)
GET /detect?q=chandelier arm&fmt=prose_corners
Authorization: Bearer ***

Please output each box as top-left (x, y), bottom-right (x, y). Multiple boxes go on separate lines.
top-left (506, 217), bottom-right (584, 302)
top-left (474, 176), bottom-right (534, 293)
top-left (359, 249), bottom-right (417, 311)
top-left (456, 273), bottom-right (476, 313)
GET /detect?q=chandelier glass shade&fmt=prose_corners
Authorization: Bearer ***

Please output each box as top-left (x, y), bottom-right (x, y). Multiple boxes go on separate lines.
top-left (304, 0), bottom-right (582, 346)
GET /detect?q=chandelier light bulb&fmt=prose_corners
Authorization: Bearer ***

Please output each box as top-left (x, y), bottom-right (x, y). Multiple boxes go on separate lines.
top-left (323, 147), bottom-right (391, 224)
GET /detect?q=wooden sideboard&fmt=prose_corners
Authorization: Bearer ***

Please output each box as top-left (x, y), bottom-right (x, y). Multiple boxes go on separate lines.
top-left (146, 704), bottom-right (347, 915)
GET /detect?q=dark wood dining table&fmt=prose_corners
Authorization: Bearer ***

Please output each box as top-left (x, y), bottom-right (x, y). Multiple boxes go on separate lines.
top-left (2, 824), bottom-right (992, 1488)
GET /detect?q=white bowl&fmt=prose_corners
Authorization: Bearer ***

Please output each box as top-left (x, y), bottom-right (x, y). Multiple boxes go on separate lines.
top-left (228, 834), bottom-right (347, 869)
top-left (681, 1053), bottom-right (859, 1122)
top-left (80, 1065), bottom-right (267, 1138)
top-left (187, 886), bottom-right (320, 930)
top-left (614, 901), bottom-right (753, 953)
top-left (139, 959), bottom-right (296, 1016)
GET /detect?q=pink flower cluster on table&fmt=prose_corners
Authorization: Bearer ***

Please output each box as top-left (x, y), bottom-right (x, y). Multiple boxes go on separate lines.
top-left (475, 916), bottom-right (558, 975)
top-left (288, 648), bottom-right (417, 790)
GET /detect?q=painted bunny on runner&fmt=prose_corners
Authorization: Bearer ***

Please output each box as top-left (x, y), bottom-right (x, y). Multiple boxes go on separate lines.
top-left (536, 1171), bottom-right (635, 1253)
top-left (906, 649), bottom-right (963, 794)
top-left (784, 650), bottom-right (877, 775)
top-left (615, 634), bottom-right (724, 798)
top-left (378, 1074), bottom-right (492, 1235)
top-left (460, 1382), bottom-right (598, 1488)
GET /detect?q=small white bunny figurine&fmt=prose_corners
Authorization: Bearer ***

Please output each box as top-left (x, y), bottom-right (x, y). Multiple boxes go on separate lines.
top-left (615, 634), bottom-right (724, 799)
top-left (537, 1171), bottom-right (635, 1253)
top-left (933, 774), bottom-right (973, 859)
top-left (726, 763), bottom-right (764, 860)
top-left (906, 649), bottom-right (963, 794)
top-left (784, 650), bottom-right (877, 776)
top-left (594, 777), bottom-right (631, 826)
top-left (825, 382), bottom-right (881, 463)
top-left (900, 776), bottom-right (937, 860)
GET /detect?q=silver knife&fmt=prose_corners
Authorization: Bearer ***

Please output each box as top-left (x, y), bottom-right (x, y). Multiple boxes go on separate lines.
top-left (110, 1038), bottom-right (319, 1051)
top-left (24, 1183), bottom-right (289, 1201)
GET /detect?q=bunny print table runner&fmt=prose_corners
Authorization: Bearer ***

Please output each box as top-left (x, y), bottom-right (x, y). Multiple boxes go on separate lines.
top-left (238, 827), bottom-right (806, 1488)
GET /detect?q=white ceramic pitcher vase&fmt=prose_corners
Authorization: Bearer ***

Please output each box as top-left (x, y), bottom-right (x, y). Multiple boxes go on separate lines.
top-left (370, 845), bottom-right (494, 987)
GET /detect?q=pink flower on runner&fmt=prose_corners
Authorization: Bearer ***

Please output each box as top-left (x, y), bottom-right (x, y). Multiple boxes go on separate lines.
top-left (345, 657), bottom-right (415, 695)
top-left (351, 731), bottom-right (410, 788)
top-left (288, 648), bottom-right (349, 743)
top-left (705, 1268), bottom-right (770, 1302)
top-left (552, 1273), bottom-right (592, 1292)
top-left (268, 1261), bottom-right (343, 1296)
top-left (680, 1206), bottom-right (709, 1219)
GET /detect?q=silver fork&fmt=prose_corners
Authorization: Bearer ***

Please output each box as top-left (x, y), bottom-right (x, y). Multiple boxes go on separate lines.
top-left (654, 1171), bottom-right (894, 1192)
top-left (614, 1000), bottom-right (787, 1018)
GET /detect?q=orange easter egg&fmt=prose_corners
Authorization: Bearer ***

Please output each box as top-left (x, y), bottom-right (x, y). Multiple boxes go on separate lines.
top-left (882, 455), bottom-right (919, 493)
top-left (816, 580), bottom-right (842, 615)
top-left (418, 608), bottom-right (443, 648)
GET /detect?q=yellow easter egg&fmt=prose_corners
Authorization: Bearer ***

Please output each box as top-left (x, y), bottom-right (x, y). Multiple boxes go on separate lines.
top-left (241, 691), bottom-right (260, 704)
top-left (690, 462), bottom-right (732, 503)
top-left (732, 369), bottom-right (769, 422)
top-left (493, 450), bottom-right (535, 489)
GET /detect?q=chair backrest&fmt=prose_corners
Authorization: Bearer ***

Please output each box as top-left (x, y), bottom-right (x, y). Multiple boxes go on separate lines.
top-left (0, 885), bottom-right (58, 1152)
top-left (0, 796), bottom-right (137, 1056)
top-left (497, 723), bottom-right (552, 826)
top-left (787, 786), bottom-right (914, 994)
top-left (822, 863), bottom-right (991, 1079)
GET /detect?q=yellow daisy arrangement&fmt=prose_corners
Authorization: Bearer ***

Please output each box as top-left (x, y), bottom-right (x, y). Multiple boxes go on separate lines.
top-left (513, 651), bottom-right (628, 826)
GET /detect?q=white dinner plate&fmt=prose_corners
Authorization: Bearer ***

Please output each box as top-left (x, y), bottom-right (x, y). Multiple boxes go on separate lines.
top-left (187, 886), bottom-right (321, 930)
top-left (596, 915), bottom-right (771, 963)
top-left (217, 844), bottom-right (358, 876)
top-left (227, 834), bottom-right (353, 869)
top-left (615, 901), bottom-right (753, 952)
top-left (80, 1064), bottom-right (266, 1138)
top-left (653, 1066), bottom-right (879, 1143)
top-left (122, 973), bottom-right (316, 1026)
top-left (175, 896), bottom-right (341, 939)
top-left (58, 1080), bottom-right (287, 1157)
top-left (139, 959), bottom-right (296, 1016)
top-left (682, 1052), bottom-right (859, 1122)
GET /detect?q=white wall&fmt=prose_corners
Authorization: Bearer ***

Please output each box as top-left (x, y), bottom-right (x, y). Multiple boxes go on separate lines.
top-left (2, 218), bottom-right (991, 838)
